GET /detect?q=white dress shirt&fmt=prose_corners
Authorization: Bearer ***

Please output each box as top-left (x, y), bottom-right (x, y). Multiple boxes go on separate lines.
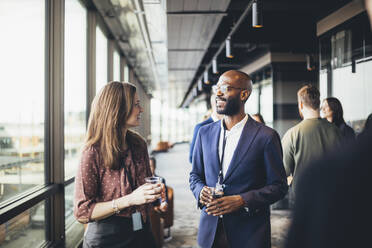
top-left (218, 115), bottom-right (248, 177)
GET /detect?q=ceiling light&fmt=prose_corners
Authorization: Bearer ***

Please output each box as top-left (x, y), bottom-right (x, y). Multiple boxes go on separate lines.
top-left (198, 80), bottom-right (203, 91)
top-left (204, 71), bottom-right (210, 84)
top-left (226, 36), bottom-right (233, 58)
top-left (212, 58), bottom-right (218, 74)
top-left (252, 0), bottom-right (263, 28)
top-left (306, 54), bottom-right (315, 71)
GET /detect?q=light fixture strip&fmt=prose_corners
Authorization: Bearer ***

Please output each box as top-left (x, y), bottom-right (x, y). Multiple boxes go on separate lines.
top-left (204, 71), bottom-right (209, 83)
top-left (212, 58), bottom-right (218, 74)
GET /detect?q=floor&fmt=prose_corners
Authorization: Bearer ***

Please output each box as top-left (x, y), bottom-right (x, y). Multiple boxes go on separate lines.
top-left (154, 143), bottom-right (291, 248)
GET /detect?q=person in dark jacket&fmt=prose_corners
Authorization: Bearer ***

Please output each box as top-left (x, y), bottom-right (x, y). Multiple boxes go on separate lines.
top-left (285, 127), bottom-right (372, 248)
top-left (189, 93), bottom-right (222, 163)
top-left (321, 97), bottom-right (355, 141)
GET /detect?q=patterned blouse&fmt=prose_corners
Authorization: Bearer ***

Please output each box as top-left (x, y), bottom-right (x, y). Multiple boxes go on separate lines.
top-left (74, 132), bottom-right (152, 224)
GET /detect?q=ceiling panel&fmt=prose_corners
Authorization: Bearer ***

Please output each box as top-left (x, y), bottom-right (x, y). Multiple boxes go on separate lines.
top-left (167, 0), bottom-right (230, 94)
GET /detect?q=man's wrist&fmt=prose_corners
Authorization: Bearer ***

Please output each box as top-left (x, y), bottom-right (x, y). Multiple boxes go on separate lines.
top-left (235, 195), bottom-right (246, 207)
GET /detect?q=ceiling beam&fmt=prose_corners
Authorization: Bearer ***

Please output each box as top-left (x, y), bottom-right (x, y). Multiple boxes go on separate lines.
top-left (167, 11), bottom-right (228, 17)
top-left (168, 49), bottom-right (205, 52)
top-left (169, 68), bottom-right (197, 71)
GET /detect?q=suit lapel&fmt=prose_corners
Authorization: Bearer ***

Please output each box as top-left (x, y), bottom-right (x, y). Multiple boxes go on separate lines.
top-left (223, 116), bottom-right (261, 183)
top-left (210, 121), bottom-right (221, 180)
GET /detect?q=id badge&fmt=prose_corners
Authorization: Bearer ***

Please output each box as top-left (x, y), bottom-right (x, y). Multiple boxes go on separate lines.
top-left (132, 212), bottom-right (143, 231)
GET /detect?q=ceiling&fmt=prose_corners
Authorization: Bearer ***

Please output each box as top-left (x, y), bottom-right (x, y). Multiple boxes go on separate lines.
top-left (167, 0), bottom-right (230, 92)
top-left (177, 0), bottom-right (353, 107)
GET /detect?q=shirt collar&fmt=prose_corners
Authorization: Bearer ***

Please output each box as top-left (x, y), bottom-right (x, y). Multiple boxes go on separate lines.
top-left (220, 114), bottom-right (249, 134)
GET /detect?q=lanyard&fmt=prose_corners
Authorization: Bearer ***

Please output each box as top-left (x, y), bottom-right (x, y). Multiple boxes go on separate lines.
top-left (218, 125), bottom-right (227, 185)
top-left (121, 151), bottom-right (136, 190)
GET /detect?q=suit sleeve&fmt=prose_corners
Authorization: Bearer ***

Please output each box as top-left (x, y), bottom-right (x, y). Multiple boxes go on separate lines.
top-left (282, 130), bottom-right (295, 176)
top-left (189, 123), bottom-right (202, 163)
top-left (189, 130), bottom-right (206, 209)
top-left (240, 132), bottom-right (288, 209)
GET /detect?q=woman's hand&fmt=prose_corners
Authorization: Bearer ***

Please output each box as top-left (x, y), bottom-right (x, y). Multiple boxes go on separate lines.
top-left (128, 183), bottom-right (162, 206)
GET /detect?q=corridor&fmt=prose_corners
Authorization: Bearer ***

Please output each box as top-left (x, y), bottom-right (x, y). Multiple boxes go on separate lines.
top-left (155, 143), bottom-right (291, 248)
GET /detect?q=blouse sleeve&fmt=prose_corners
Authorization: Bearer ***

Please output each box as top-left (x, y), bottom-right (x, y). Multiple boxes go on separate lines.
top-left (73, 147), bottom-right (100, 224)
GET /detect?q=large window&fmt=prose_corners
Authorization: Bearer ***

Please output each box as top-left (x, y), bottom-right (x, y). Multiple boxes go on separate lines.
top-left (96, 25), bottom-right (108, 93)
top-left (64, 0), bottom-right (87, 181)
top-left (113, 50), bottom-right (121, 81)
top-left (0, 0), bottom-right (45, 205)
top-left (245, 85), bottom-right (259, 115)
top-left (260, 82), bottom-right (274, 127)
top-left (319, 13), bottom-right (372, 130)
top-left (64, 0), bottom-right (87, 244)
top-left (0, 201), bottom-right (46, 247)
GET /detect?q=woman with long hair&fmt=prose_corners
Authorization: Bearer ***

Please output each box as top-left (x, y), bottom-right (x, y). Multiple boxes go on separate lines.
top-left (321, 97), bottom-right (355, 140)
top-left (74, 82), bottom-right (162, 248)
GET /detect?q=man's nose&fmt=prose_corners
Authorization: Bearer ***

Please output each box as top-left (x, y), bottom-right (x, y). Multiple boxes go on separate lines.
top-left (216, 88), bottom-right (223, 96)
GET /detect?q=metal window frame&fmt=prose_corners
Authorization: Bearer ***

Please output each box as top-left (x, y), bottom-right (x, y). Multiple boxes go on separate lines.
top-left (0, 0), bottom-right (135, 247)
top-left (87, 9), bottom-right (97, 121)
top-left (108, 39), bottom-right (115, 82)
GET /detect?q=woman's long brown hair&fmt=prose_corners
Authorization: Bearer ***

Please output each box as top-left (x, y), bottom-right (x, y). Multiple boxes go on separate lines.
top-left (85, 81), bottom-right (137, 169)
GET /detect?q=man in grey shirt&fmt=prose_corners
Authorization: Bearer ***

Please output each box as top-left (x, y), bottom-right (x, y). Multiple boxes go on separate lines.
top-left (282, 84), bottom-right (343, 193)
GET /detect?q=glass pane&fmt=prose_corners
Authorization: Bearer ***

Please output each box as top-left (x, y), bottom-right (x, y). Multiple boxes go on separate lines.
top-left (245, 86), bottom-right (259, 115)
top-left (0, 201), bottom-right (45, 247)
top-left (65, 0), bottom-right (87, 180)
top-left (65, 182), bottom-right (84, 247)
top-left (113, 50), bottom-right (121, 81)
top-left (0, 0), bottom-right (45, 204)
top-left (65, 182), bottom-right (75, 228)
top-left (96, 26), bottom-right (108, 93)
top-left (260, 83), bottom-right (273, 127)
top-left (319, 35), bottom-right (331, 70)
top-left (124, 65), bottom-right (129, 82)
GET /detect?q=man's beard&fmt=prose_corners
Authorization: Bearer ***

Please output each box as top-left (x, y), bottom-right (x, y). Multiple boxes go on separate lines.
top-left (216, 94), bottom-right (241, 116)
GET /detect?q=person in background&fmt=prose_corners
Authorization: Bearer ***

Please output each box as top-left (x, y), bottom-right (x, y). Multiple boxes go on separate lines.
top-left (321, 97), bottom-right (355, 141)
top-left (252, 113), bottom-right (265, 124)
top-left (74, 82), bottom-right (163, 248)
top-left (282, 85), bottom-right (343, 194)
top-left (189, 93), bottom-right (223, 163)
top-left (285, 1), bottom-right (372, 247)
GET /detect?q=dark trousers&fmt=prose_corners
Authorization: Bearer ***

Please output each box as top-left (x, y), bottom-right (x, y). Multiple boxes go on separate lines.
top-left (83, 215), bottom-right (156, 248)
top-left (212, 218), bottom-right (229, 248)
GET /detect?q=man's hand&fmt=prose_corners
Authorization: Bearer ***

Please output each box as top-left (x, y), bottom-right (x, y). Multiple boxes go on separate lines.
top-left (206, 195), bottom-right (245, 216)
top-left (199, 186), bottom-right (213, 206)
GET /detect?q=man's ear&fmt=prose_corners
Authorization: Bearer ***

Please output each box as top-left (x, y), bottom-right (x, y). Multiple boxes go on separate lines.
top-left (241, 90), bottom-right (250, 102)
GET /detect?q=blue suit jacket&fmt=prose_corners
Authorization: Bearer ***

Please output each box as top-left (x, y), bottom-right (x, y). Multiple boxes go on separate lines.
top-left (189, 116), bottom-right (288, 248)
top-left (189, 117), bottom-right (214, 163)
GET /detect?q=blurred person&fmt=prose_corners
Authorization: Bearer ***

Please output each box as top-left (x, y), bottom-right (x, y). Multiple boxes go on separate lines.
top-left (284, 129), bottom-right (372, 248)
top-left (321, 97), bottom-right (355, 140)
top-left (282, 85), bottom-right (343, 193)
top-left (252, 113), bottom-right (265, 124)
top-left (74, 82), bottom-right (164, 248)
top-left (189, 93), bottom-right (223, 163)
top-left (189, 70), bottom-right (288, 248)
top-left (285, 2), bottom-right (372, 247)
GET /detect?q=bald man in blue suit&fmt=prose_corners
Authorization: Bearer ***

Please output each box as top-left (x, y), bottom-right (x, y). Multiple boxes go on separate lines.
top-left (189, 70), bottom-right (288, 248)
